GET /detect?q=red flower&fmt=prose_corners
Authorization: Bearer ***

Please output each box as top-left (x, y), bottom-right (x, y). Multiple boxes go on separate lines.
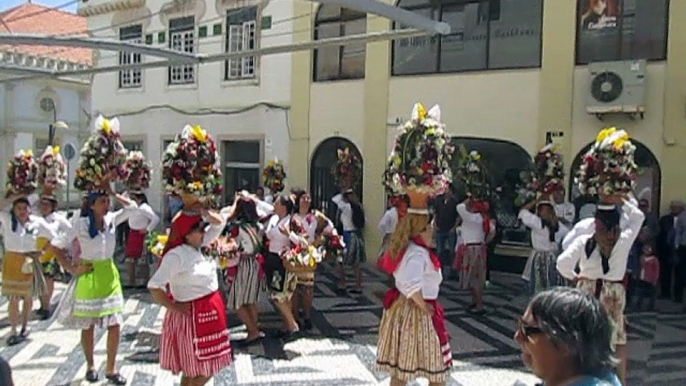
top-left (230, 226), bottom-right (240, 237)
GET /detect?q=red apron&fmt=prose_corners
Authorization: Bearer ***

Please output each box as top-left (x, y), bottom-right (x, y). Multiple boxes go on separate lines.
top-left (125, 229), bottom-right (147, 259)
top-left (191, 291), bottom-right (232, 361)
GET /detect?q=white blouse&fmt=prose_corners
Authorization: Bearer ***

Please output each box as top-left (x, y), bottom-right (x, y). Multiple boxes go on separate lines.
top-left (51, 209), bottom-right (133, 261)
top-left (378, 207), bottom-right (399, 237)
top-left (293, 212), bottom-right (334, 243)
top-left (518, 209), bottom-right (569, 252)
top-left (43, 212), bottom-right (72, 237)
top-left (561, 197), bottom-right (639, 250)
top-left (456, 203), bottom-right (486, 244)
top-left (557, 200), bottom-right (645, 282)
top-left (128, 203), bottom-right (160, 232)
top-left (332, 194), bottom-right (355, 231)
top-left (265, 214), bottom-right (302, 254)
top-left (147, 244), bottom-right (218, 302)
top-left (0, 212), bottom-right (56, 252)
top-left (234, 225), bottom-right (262, 254)
top-left (394, 242), bottom-right (442, 300)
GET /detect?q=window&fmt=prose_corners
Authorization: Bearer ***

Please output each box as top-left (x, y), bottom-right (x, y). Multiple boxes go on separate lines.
top-left (119, 24), bottom-right (143, 88)
top-left (225, 7), bottom-right (258, 80)
top-left (35, 138), bottom-right (50, 159)
top-left (313, 6), bottom-right (366, 82)
top-left (39, 97), bottom-right (56, 113)
top-left (168, 17), bottom-right (195, 85)
top-left (392, 0), bottom-right (542, 75)
top-left (576, 0), bottom-right (669, 64)
top-left (223, 140), bottom-right (261, 203)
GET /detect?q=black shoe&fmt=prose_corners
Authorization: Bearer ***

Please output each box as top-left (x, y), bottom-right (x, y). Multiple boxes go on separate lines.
top-left (36, 309), bottom-right (50, 321)
top-left (85, 370), bottom-right (99, 383)
top-left (6, 334), bottom-right (21, 346)
top-left (106, 373), bottom-right (127, 385)
top-left (302, 319), bottom-right (313, 331)
top-left (19, 327), bottom-right (31, 339)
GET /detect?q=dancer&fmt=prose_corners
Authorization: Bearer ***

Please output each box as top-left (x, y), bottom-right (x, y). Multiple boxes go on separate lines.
top-left (519, 197), bottom-right (568, 295)
top-left (148, 209), bottom-right (231, 386)
top-left (35, 194), bottom-right (72, 320)
top-left (223, 193), bottom-right (268, 344)
top-left (332, 189), bottom-right (366, 294)
top-left (456, 197), bottom-right (493, 313)
top-left (125, 191), bottom-right (159, 288)
top-left (264, 194), bottom-right (302, 338)
top-left (0, 194), bottom-right (57, 345)
top-left (49, 183), bottom-right (133, 384)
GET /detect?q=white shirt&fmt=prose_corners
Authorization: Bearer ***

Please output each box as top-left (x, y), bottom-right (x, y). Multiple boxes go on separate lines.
top-left (147, 244), bottom-right (218, 302)
top-left (554, 202), bottom-right (576, 225)
top-left (52, 209), bottom-right (133, 261)
top-left (43, 212), bottom-right (72, 238)
top-left (518, 209), bottom-right (568, 252)
top-left (233, 225), bottom-right (262, 254)
top-left (127, 203), bottom-right (160, 232)
top-left (332, 194), bottom-right (355, 231)
top-left (561, 197), bottom-right (639, 250)
top-left (293, 213), bottom-right (319, 243)
top-left (265, 214), bottom-right (302, 254)
top-left (0, 212), bottom-right (56, 252)
top-left (394, 242), bottom-right (442, 300)
top-left (557, 200), bottom-right (645, 282)
top-left (378, 208), bottom-right (399, 237)
top-left (456, 203), bottom-right (486, 244)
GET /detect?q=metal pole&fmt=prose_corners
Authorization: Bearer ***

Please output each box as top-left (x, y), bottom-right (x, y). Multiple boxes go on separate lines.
top-left (48, 107), bottom-right (56, 146)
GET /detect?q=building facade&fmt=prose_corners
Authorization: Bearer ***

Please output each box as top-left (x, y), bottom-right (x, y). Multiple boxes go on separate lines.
top-left (79, 0), bottom-right (295, 217)
top-left (0, 3), bottom-right (92, 205)
top-left (286, 0), bottom-right (686, 262)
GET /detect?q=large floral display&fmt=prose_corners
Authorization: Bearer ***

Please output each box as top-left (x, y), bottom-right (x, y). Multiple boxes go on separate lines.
top-left (74, 116), bottom-right (128, 191)
top-left (124, 150), bottom-right (152, 191)
top-left (516, 144), bottom-right (565, 206)
top-left (6, 150), bottom-right (38, 195)
top-left (37, 146), bottom-right (67, 191)
top-left (576, 127), bottom-right (637, 196)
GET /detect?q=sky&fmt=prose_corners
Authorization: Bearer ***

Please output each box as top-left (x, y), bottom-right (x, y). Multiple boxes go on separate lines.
top-left (1, 0), bottom-right (77, 13)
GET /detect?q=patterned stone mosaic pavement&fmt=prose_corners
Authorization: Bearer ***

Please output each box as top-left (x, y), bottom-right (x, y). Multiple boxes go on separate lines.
top-left (1, 263), bottom-right (685, 386)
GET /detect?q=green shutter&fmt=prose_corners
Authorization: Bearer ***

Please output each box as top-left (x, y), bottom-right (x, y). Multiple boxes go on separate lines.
top-left (145, 34), bottom-right (153, 45)
top-left (261, 15), bottom-right (272, 30)
top-left (213, 23), bottom-right (222, 36)
top-left (198, 25), bottom-right (208, 38)
top-left (157, 31), bottom-right (166, 44)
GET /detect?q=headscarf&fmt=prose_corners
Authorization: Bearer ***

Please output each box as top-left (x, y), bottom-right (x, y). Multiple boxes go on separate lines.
top-left (85, 191), bottom-right (108, 238)
top-left (162, 211), bottom-right (203, 256)
top-left (10, 197), bottom-right (30, 232)
top-left (471, 200), bottom-right (492, 235)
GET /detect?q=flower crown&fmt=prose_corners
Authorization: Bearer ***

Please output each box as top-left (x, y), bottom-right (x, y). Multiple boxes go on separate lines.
top-left (383, 103), bottom-right (454, 195)
top-left (263, 158), bottom-right (286, 193)
top-left (124, 150), bottom-right (152, 190)
top-left (333, 147), bottom-right (362, 190)
top-left (74, 115), bottom-right (129, 192)
top-left (576, 127), bottom-right (637, 196)
top-left (38, 145), bottom-right (67, 189)
top-left (6, 149), bottom-right (39, 195)
top-left (515, 143), bottom-right (565, 206)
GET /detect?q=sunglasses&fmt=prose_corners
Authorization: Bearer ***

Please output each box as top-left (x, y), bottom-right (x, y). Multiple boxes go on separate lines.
top-left (517, 316), bottom-right (544, 338)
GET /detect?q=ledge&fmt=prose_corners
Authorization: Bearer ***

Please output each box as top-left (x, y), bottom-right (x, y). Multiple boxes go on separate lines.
top-left (78, 0), bottom-right (146, 17)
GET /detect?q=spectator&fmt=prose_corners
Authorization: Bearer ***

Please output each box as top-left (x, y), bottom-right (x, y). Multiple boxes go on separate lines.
top-left (515, 287), bottom-right (621, 386)
top-left (657, 200), bottom-right (683, 300)
top-left (638, 198), bottom-right (659, 239)
top-left (431, 185), bottom-right (458, 276)
top-left (634, 243), bottom-right (660, 311)
top-left (674, 201), bottom-right (686, 303)
top-left (0, 356), bottom-right (13, 386)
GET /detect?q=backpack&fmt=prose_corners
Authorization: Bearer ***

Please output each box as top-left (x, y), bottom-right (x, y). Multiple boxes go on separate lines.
top-left (351, 202), bottom-right (366, 230)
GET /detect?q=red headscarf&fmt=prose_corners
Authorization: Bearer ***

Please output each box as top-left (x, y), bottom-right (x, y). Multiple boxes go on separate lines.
top-left (471, 200), bottom-right (492, 235)
top-left (161, 211), bottom-right (204, 257)
top-left (378, 236), bottom-right (441, 275)
top-left (390, 195), bottom-right (409, 220)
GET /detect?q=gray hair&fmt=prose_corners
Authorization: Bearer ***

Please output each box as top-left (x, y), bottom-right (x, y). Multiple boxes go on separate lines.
top-left (528, 287), bottom-right (617, 375)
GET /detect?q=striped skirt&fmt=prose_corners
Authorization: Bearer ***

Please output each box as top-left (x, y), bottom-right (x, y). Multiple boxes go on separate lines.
top-left (227, 254), bottom-right (264, 310)
top-left (456, 244), bottom-right (487, 291)
top-left (160, 308), bottom-right (233, 377)
top-left (577, 279), bottom-right (627, 347)
top-left (524, 250), bottom-right (565, 295)
top-left (376, 296), bottom-right (451, 383)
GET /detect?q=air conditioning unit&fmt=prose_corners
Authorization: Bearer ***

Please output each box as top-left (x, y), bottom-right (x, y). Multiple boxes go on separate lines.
top-left (586, 60), bottom-right (647, 116)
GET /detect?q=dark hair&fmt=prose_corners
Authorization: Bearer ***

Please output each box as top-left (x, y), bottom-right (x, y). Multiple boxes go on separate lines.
top-left (133, 193), bottom-right (148, 204)
top-left (528, 287), bottom-right (617, 376)
top-left (275, 194), bottom-right (295, 214)
top-left (291, 188), bottom-right (310, 214)
top-left (255, 186), bottom-right (265, 193)
top-left (229, 197), bottom-right (259, 224)
top-left (537, 202), bottom-right (558, 243)
top-left (595, 206), bottom-right (620, 231)
top-left (12, 197), bottom-right (30, 208)
top-left (185, 220), bottom-right (207, 240)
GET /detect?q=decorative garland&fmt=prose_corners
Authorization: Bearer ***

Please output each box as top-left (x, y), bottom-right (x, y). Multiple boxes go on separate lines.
top-left (124, 150), bottom-right (152, 190)
top-left (333, 147), bottom-right (362, 190)
top-left (38, 146), bottom-right (67, 190)
top-left (6, 150), bottom-right (38, 195)
top-left (162, 125), bottom-right (223, 206)
top-left (262, 158), bottom-right (286, 193)
top-left (74, 115), bottom-right (128, 192)
top-left (383, 103), bottom-right (454, 195)
top-left (515, 144), bottom-right (565, 206)
top-left (576, 127), bottom-right (637, 196)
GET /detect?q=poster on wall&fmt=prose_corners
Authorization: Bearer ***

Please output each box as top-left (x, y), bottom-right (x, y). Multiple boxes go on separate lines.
top-left (579, 0), bottom-right (620, 31)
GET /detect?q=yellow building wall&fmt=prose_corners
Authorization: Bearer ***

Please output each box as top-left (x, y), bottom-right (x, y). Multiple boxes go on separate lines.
top-left (309, 81), bottom-right (366, 155)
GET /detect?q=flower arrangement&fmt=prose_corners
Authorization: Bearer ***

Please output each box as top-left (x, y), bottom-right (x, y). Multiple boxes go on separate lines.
top-left (124, 151), bottom-right (152, 190)
top-left (453, 147), bottom-right (495, 201)
top-left (515, 144), bottom-right (565, 206)
top-left (333, 147), bottom-right (362, 190)
top-left (74, 115), bottom-right (128, 191)
top-left (38, 146), bottom-right (67, 190)
top-left (162, 125), bottom-right (223, 206)
top-left (318, 232), bottom-right (345, 260)
top-left (576, 127), bottom-right (637, 196)
top-left (204, 237), bottom-right (241, 270)
top-left (145, 231), bottom-right (168, 258)
top-left (282, 243), bottom-right (324, 270)
top-left (6, 150), bottom-right (38, 195)
top-left (383, 103), bottom-right (454, 196)
top-left (262, 158), bottom-right (286, 193)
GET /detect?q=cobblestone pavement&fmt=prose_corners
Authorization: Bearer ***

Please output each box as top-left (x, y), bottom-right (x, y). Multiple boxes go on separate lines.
top-left (0, 263), bottom-right (684, 386)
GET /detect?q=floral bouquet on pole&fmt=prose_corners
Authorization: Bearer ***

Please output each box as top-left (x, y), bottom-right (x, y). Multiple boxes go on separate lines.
top-left (162, 125), bottom-right (223, 207)
top-left (38, 146), bottom-right (67, 192)
top-left (333, 147), bottom-right (362, 190)
top-left (576, 127), bottom-right (637, 196)
top-left (453, 148), bottom-right (495, 201)
top-left (262, 158), bottom-right (286, 194)
top-left (6, 149), bottom-right (39, 195)
top-left (124, 150), bottom-right (152, 191)
top-left (515, 143), bottom-right (565, 206)
top-left (383, 103), bottom-right (454, 207)
top-left (74, 115), bottom-right (129, 191)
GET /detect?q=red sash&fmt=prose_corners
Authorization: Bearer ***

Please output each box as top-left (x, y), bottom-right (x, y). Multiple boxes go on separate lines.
top-left (190, 291), bottom-right (232, 361)
top-left (383, 288), bottom-right (452, 367)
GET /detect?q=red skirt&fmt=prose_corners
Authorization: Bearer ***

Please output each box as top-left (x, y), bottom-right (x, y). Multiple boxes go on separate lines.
top-left (160, 291), bottom-right (233, 377)
top-left (125, 229), bottom-right (146, 259)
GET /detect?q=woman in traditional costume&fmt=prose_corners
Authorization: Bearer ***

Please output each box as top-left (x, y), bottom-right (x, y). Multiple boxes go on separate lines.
top-left (125, 191), bottom-right (159, 287)
top-left (0, 194), bottom-right (56, 345)
top-left (148, 209), bottom-right (231, 386)
top-left (456, 198), bottom-right (493, 313)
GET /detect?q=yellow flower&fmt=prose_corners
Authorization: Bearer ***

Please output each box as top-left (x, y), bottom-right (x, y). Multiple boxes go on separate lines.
top-left (613, 131), bottom-right (630, 149)
top-left (191, 125), bottom-right (207, 143)
top-left (596, 127), bottom-right (616, 143)
top-left (157, 235), bottom-right (169, 244)
top-left (191, 181), bottom-right (203, 189)
top-left (102, 119), bottom-right (111, 134)
top-left (416, 103), bottom-right (427, 121)
top-left (25, 149), bottom-right (33, 157)
top-left (268, 160), bottom-right (275, 167)
top-left (52, 146), bottom-right (60, 156)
